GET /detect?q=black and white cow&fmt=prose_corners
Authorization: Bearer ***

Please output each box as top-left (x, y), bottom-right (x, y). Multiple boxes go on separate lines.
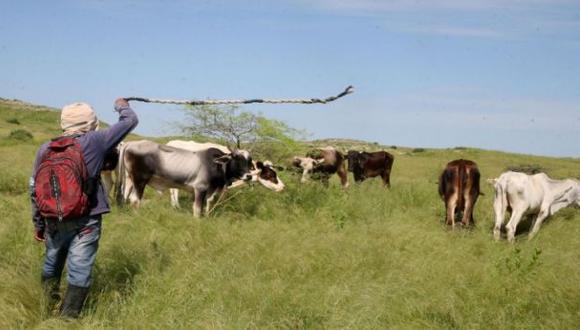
top-left (166, 140), bottom-right (285, 208)
top-left (116, 140), bottom-right (254, 217)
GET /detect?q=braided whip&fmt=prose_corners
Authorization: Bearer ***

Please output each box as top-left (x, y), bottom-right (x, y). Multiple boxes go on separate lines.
top-left (124, 85), bottom-right (354, 105)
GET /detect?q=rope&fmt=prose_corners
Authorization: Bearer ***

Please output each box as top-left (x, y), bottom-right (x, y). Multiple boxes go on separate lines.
top-left (124, 85), bottom-right (354, 105)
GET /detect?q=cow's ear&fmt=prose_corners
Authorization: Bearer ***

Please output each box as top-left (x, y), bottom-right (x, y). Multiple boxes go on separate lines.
top-left (214, 154), bottom-right (232, 165)
top-left (256, 161), bottom-right (264, 170)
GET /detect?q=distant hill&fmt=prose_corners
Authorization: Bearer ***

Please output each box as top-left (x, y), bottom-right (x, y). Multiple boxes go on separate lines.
top-left (0, 97), bottom-right (59, 112)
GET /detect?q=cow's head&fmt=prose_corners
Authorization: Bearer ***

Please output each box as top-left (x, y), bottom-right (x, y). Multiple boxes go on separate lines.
top-left (215, 149), bottom-right (254, 183)
top-left (255, 161), bottom-right (285, 192)
top-left (292, 156), bottom-right (321, 171)
top-left (346, 150), bottom-right (360, 172)
top-left (346, 150), bottom-right (368, 172)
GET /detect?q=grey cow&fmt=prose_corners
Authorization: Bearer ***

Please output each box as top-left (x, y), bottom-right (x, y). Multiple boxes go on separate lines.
top-left (116, 140), bottom-right (253, 217)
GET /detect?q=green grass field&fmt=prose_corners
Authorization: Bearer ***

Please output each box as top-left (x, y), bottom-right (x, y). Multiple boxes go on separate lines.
top-left (1, 99), bottom-right (580, 329)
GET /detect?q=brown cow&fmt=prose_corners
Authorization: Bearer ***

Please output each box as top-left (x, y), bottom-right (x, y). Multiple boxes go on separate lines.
top-left (438, 159), bottom-right (481, 227)
top-left (346, 150), bottom-right (394, 187)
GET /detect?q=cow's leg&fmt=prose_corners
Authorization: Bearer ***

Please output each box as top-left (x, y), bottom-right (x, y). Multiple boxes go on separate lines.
top-left (461, 196), bottom-right (473, 227)
top-left (446, 193), bottom-right (458, 228)
top-left (462, 188), bottom-right (477, 227)
top-left (300, 169), bottom-right (310, 183)
top-left (193, 188), bottom-right (207, 218)
top-left (528, 208), bottom-right (550, 240)
top-left (493, 184), bottom-right (507, 241)
top-left (123, 175), bottom-right (140, 207)
top-left (505, 208), bottom-right (525, 243)
top-left (131, 179), bottom-right (148, 208)
top-left (382, 170), bottom-right (391, 188)
top-left (169, 188), bottom-right (180, 208)
top-left (205, 188), bottom-right (224, 215)
top-left (338, 167), bottom-right (349, 188)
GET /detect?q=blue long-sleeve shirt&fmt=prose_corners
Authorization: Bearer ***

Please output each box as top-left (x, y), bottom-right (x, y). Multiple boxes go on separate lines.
top-left (30, 105), bottom-right (138, 231)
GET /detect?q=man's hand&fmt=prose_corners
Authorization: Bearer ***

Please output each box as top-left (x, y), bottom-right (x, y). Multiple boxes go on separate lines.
top-left (34, 229), bottom-right (45, 242)
top-left (114, 98), bottom-right (130, 112)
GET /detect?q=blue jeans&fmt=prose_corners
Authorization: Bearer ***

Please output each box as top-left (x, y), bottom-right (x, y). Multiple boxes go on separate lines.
top-left (42, 215), bottom-right (102, 288)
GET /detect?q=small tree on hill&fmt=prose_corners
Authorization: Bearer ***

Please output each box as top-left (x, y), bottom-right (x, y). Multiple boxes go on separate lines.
top-left (181, 104), bottom-right (258, 149)
top-left (180, 104), bottom-right (305, 161)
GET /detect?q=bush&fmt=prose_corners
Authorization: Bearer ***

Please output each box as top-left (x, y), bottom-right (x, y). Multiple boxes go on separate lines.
top-left (6, 118), bottom-right (20, 125)
top-left (8, 129), bottom-right (33, 141)
top-left (506, 164), bottom-right (548, 175)
top-left (390, 145), bottom-right (398, 149)
top-left (0, 170), bottom-right (28, 194)
top-left (412, 148), bottom-right (426, 153)
top-left (454, 146), bottom-right (468, 150)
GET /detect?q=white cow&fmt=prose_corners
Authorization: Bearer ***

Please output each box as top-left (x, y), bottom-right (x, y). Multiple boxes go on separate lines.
top-left (292, 156), bottom-right (323, 183)
top-left (166, 140), bottom-right (285, 208)
top-left (292, 146), bottom-right (349, 188)
top-left (490, 171), bottom-right (580, 242)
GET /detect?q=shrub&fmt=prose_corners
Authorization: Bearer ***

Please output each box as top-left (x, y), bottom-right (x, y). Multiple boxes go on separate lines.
top-left (506, 164), bottom-right (548, 175)
top-left (390, 145), bottom-right (397, 149)
top-left (8, 129), bottom-right (33, 141)
top-left (6, 118), bottom-right (20, 125)
top-left (0, 170), bottom-right (28, 194)
top-left (454, 146), bottom-right (468, 150)
top-left (412, 148), bottom-right (426, 153)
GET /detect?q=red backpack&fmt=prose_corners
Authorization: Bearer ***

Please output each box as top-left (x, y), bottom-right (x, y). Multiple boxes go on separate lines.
top-left (34, 136), bottom-right (91, 221)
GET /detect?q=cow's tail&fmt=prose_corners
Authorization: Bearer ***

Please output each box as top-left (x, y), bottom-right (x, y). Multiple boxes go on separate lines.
top-left (114, 143), bottom-right (128, 206)
top-left (457, 163), bottom-right (466, 210)
top-left (492, 177), bottom-right (509, 236)
top-left (438, 169), bottom-right (448, 199)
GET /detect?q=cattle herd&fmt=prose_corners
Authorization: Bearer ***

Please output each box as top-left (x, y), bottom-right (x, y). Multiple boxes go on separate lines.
top-left (101, 140), bottom-right (580, 242)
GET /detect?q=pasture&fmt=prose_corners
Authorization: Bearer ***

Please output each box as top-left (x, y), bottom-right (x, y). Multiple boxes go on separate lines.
top-left (1, 99), bottom-right (580, 329)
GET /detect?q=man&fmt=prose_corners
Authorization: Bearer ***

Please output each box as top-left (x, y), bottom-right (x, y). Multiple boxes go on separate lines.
top-left (30, 98), bottom-right (138, 318)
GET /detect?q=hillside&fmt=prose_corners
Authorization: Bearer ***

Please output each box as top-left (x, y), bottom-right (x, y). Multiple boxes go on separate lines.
top-left (1, 99), bottom-right (580, 329)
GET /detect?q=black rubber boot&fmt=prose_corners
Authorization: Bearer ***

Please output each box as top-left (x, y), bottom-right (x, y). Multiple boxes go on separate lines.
top-left (41, 276), bottom-right (61, 315)
top-left (60, 284), bottom-right (89, 319)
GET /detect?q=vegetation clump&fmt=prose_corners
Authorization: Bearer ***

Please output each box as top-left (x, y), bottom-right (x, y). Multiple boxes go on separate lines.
top-left (6, 118), bottom-right (20, 125)
top-left (506, 164), bottom-right (548, 174)
top-left (8, 129), bottom-right (33, 141)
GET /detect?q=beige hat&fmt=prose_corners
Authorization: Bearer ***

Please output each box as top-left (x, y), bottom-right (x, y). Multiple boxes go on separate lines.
top-left (60, 102), bottom-right (99, 135)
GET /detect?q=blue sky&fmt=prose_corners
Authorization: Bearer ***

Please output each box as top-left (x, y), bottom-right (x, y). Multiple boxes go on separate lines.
top-left (1, 0), bottom-right (579, 157)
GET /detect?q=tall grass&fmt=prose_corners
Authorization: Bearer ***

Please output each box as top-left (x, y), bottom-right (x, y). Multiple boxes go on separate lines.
top-left (1, 100), bottom-right (580, 328)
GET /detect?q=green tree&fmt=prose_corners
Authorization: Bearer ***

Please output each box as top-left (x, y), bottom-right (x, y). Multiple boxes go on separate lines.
top-left (181, 104), bottom-right (258, 149)
top-left (181, 104), bottom-right (305, 161)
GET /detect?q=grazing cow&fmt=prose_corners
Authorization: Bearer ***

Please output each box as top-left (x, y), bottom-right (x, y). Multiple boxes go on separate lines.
top-left (166, 140), bottom-right (285, 208)
top-left (490, 171), bottom-right (580, 242)
top-left (438, 159), bottom-right (481, 227)
top-left (346, 150), bottom-right (394, 187)
top-left (292, 146), bottom-right (349, 188)
top-left (117, 140), bottom-right (254, 217)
